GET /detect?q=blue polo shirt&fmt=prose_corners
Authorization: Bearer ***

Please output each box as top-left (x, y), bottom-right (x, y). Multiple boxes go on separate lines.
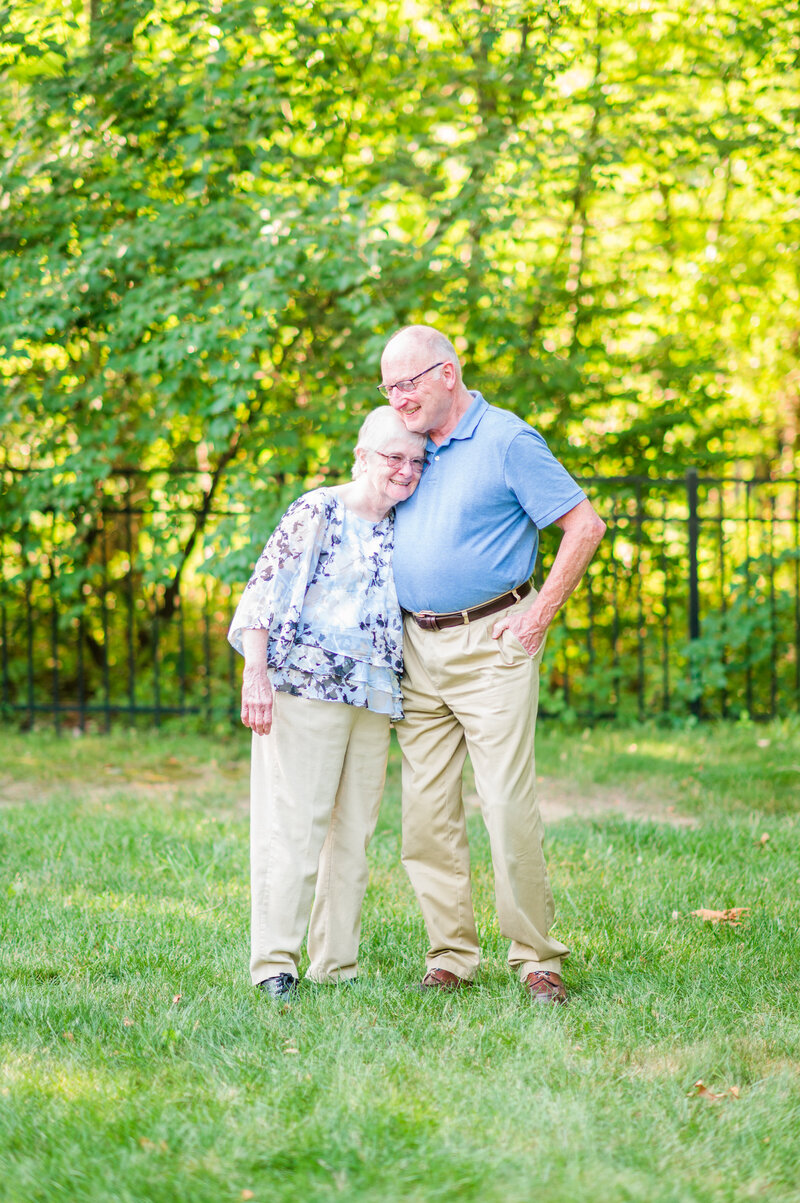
top-left (393, 392), bottom-right (586, 613)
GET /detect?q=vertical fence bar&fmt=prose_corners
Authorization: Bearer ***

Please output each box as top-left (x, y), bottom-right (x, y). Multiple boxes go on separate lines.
top-left (1, 593), bottom-right (8, 714)
top-left (768, 492), bottom-right (777, 719)
top-left (49, 549), bottom-right (61, 736)
top-left (795, 482), bottom-right (800, 709)
top-left (1, 532), bottom-right (9, 714)
top-left (744, 483), bottom-right (753, 717)
top-left (178, 592), bottom-right (187, 713)
top-left (203, 579), bottom-right (212, 724)
top-left (25, 575), bottom-right (34, 729)
top-left (609, 500), bottom-right (620, 718)
top-left (660, 494), bottom-right (670, 715)
top-left (228, 597), bottom-right (238, 724)
top-left (686, 468), bottom-right (701, 716)
top-left (152, 591), bottom-right (161, 729)
top-left (125, 491), bottom-right (136, 720)
top-left (49, 513), bottom-right (61, 733)
top-left (561, 607), bottom-right (571, 716)
top-left (585, 567), bottom-right (596, 683)
top-left (77, 612), bottom-right (87, 732)
top-left (716, 484), bottom-right (727, 719)
top-left (100, 512), bottom-right (111, 734)
top-left (635, 482), bottom-right (645, 722)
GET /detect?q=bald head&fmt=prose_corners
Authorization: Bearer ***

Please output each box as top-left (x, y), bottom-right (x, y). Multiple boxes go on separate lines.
top-left (384, 325), bottom-right (463, 385)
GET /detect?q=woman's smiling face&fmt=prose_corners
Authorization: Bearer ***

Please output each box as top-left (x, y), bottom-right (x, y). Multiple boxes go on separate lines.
top-left (361, 438), bottom-right (427, 506)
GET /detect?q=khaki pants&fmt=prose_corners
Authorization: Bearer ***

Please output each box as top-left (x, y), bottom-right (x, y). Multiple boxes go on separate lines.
top-left (249, 690), bottom-right (390, 985)
top-left (397, 591), bottom-right (569, 980)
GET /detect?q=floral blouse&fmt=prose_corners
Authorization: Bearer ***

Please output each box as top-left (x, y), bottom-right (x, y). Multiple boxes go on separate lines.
top-left (228, 488), bottom-right (403, 719)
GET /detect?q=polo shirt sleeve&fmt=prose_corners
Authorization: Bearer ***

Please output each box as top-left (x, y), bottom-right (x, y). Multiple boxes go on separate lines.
top-left (503, 427), bottom-right (586, 529)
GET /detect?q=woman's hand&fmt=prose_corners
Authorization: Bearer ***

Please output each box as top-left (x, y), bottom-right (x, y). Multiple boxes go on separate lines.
top-left (241, 664), bottom-right (274, 735)
top-left (240, 629), bottom-right (273, 734)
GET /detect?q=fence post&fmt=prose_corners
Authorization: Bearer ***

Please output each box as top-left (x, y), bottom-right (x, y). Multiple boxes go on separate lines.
top-left (686, 467), bottom-right (701, 714)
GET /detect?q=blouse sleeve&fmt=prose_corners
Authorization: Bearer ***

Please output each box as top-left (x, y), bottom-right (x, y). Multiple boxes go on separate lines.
top-left (227, 493), bottom-right (330, 666)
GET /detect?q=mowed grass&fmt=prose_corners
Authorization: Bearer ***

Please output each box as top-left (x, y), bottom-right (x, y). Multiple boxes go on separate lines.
top-left (1, 719), bottom-right (800, 1203)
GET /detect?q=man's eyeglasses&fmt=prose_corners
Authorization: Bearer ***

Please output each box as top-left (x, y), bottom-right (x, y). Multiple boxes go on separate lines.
top-left (368, 449), bottom-right (428, 475)
top-left (377, 362), bottom-right (444, 399)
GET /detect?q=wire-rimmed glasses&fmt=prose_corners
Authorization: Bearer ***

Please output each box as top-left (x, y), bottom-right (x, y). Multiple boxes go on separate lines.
top-left (377, 362), bottom-right (444, 399)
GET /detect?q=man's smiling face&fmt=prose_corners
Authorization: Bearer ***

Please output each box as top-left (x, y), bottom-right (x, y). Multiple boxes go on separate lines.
top-left (380, 334), bottom-right (454, 438)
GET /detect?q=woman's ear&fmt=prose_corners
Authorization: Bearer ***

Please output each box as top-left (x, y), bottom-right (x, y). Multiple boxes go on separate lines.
top-left (354, 446), bottom-right (368, 475)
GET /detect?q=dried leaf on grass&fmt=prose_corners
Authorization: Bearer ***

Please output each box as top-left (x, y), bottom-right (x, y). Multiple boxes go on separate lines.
top-left (692, 1080), bottom-right (740, 1101)
top-left (690, 907), bottom-right (749, 926)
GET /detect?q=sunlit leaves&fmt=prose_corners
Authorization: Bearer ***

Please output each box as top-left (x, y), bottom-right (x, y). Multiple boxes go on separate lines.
top-left (1, 0), bottom-right (799, 528)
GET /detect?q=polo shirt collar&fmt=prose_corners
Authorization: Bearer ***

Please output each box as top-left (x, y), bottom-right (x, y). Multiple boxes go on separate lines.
top-left (430, 391), bottom-right (488, 450)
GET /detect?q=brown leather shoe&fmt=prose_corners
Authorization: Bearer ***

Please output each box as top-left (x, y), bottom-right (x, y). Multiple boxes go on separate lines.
top-left (420, 967), bottom-right (472, 991)
top-left (522, 970), bottom-right (567, 1004)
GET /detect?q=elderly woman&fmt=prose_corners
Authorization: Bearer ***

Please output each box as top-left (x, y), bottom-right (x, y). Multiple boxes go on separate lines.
top-left (228, 407), bottom-right (427, 998)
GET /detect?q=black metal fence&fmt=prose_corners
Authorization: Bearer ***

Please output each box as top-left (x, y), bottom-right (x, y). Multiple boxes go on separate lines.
top-left (546, 470), bottom-right (799, 722)
top-left (1, 468), bottom-right (797, 730)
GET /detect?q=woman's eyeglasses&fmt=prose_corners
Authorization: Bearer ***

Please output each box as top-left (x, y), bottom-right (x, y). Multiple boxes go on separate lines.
top-left (368, 450), bottom-right (428, 475)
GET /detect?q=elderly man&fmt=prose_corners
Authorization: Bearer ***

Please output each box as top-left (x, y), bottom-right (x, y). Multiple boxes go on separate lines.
top-left (380, 324), bottom-right (606, 1004)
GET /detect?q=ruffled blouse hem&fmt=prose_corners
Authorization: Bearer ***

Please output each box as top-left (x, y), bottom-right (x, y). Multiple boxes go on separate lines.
top-left (273, 664), bottom-right (404, 720)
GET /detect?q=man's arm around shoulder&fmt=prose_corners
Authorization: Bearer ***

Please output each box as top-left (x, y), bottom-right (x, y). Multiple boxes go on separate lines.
top-left (492, 498), bottom-right (606, 657)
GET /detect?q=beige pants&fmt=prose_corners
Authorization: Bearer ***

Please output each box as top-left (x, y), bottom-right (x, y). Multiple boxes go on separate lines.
top-left (397, 591), bottom-right (569, 980)
top-left (249, 689), bottom-right (390, 985)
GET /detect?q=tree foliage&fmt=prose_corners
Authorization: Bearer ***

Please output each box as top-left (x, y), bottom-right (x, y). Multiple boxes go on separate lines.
top-left (3, 2), bottom-right (799, 475)
top-left (1, 0), bottom-right (799, 627)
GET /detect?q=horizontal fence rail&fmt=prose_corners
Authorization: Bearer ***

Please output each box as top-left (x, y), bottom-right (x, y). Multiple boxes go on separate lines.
top-left (1, 467), bottom-right (797, 730)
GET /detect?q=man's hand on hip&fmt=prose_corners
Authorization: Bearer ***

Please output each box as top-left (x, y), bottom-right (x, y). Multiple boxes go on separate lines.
top-left (241, 665), bottom-right (274, 735)
top-left (491, 610), bottom-right (547, 658)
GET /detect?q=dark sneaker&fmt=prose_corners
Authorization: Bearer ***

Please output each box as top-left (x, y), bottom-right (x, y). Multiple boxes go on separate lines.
top-left (257, 973), bottom-right (298, 999)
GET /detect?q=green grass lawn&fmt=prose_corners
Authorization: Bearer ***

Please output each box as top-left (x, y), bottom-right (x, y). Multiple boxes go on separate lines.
top-left (1, 719), bottom-right (799, 1202)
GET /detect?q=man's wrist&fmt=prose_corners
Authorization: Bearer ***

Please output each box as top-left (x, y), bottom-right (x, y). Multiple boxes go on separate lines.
top-left (520, 613), bottom-right (548, 638)
top-left (522, 601), bottom-right (555, 634)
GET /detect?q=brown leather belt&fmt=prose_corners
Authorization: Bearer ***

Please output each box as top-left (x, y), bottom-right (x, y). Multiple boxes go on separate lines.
top-left (405, 581), bottom-right (532, 631)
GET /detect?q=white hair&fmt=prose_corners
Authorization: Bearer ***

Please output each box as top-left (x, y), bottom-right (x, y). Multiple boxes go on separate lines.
top-left (352, 407), bottom-right (427, 478)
